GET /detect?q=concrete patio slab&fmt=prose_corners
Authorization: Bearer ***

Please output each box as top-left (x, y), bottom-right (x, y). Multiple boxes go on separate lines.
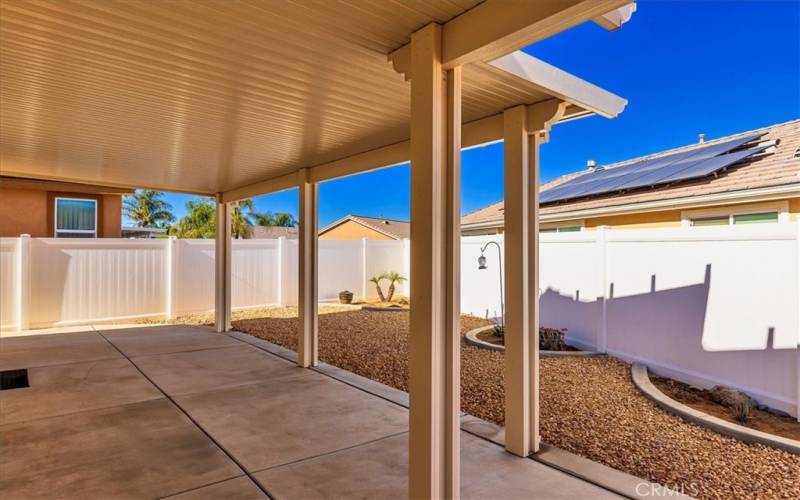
top-left (175, 374), bottom-right (408, 472)
top-left (133, 344), bottom-right (311, 396)
top-left (102, 325), bottom-right (240, 357)
top-left (166, 476), bottom-right (268, 500)
top-left (0, 331), bottom-right (122, 370)
top-left (254, 432), bottom-right (620, 499)
top-left (460, 433), bottom-right (619, 499)
top-left (0, 398), bottom-right (241, 499)
top-left (0, 358), bottom-right (163, 424)
top-left (0, 326), bottom-right (637, 499)
top-left (253, 433), bottom-right (409, 499)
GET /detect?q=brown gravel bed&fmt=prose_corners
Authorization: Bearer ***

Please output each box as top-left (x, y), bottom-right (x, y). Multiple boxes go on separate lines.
top-left (232, 310), bottom-right (799, 499)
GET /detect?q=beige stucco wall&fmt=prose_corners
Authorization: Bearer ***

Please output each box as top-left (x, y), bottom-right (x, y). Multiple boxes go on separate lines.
top-left (461, 196), bottom-right (800, 234)
top-left (583, 209), bottom-right (683, 230)
top-left (320, 220), bottom-right (393, 240)
top-left (789, 198), bottom-right (800, 221)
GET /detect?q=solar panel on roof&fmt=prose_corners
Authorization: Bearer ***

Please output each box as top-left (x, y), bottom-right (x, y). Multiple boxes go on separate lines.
top-left (612, 136), bottom-right (764, 191)
top-left (541, 133), bottom-right (766, 204)
top-left (657, 145), bottom-right (768, 184)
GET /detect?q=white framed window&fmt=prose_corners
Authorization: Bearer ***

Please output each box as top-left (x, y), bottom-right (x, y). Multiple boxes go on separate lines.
top-left (682, 201), bottom-right (788, 228)
top-left (54, 197), bottom-right (97, 238)
top-left (540, 220), bottom-right (584, 233)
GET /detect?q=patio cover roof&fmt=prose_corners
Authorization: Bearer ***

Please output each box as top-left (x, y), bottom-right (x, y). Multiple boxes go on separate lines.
top-left (0, 0), bottom-right (629, 197)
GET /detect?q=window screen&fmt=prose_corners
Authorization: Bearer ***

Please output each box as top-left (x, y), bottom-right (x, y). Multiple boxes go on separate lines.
top-left (55, 198), bottom-right (97, 237)
top-left (733, 212), bottom-right (778, 225)
top-left (691, 216), bottom-right (729, 227)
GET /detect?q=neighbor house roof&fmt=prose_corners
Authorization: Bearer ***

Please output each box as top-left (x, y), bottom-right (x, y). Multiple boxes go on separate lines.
top-left (462, 119), bottom-right (800, 227)
top-left (320, 215), bottom-right (410, 240)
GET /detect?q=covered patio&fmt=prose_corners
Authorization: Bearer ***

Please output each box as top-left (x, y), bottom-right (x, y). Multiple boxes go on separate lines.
top-left (1, 1), bottom-right (637, 497)
top-left (1, 324), bottom-right (619, 498)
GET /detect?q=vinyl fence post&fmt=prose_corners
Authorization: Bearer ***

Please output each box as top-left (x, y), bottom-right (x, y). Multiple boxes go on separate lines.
top-left (361, 237), bottom-right (368, 301)
top-left (796, 218), bottom-right (800, 421)
top-left (276, 237), bottom-right (284, 307)
top-left (403, 238), bottom-right (411, 296)
top-left (166, 236), bottom-right (177, 319)
top-left (17, 234), bottom-right (31, 332)
top-left (597, 225), bottom-right (610, 353)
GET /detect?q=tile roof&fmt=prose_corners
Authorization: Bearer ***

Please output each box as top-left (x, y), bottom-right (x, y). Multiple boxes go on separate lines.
top-left (461, 119), bottom-right (800, 226)
top-left (321, 215), bottom-right (410, 240)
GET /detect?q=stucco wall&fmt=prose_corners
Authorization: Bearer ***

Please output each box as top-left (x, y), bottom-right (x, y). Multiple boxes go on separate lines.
top-left (0, 188), bottom-right (48, 237)
top-left (789, 198), bottom-right (800, 221)
top-left (0, 187), bottom-right (123, 237)
top-left (463, 196), bottom-right (800, 233)
top-left (584, 209), bottom-right (683, 230)
top-left (320, 220), bottom-right (393, 240)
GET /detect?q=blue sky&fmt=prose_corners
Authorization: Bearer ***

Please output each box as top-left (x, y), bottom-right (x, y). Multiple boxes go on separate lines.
top-left (146, 1), bottom-right (799, 228)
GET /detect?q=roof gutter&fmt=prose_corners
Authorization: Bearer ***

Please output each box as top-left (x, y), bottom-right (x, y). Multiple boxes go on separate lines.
top-left (461, 183), bottom-right (800, 229)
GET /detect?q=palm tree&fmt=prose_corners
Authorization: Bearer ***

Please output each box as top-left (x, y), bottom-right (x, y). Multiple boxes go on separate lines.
top-left (231, 199), bottom-right (255, 239)
top-left (251, 211), bottom-right (297, 227)
top-left (384, 271), bottom-right (407, 302)
top-left (169, 198), bottom-right (215, 238)
top-left (123, 190), bottom-right (175, 227)
top-left (271, 212), bottom-right (297, 227)
top-left (369, 275), bottom-right (387, 302)
top-left (168, 198), bottom-right (256, 239)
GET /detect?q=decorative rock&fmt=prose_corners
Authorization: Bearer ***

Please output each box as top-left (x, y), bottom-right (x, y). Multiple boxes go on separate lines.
top-left (710, 385), bottom-right (754, 408)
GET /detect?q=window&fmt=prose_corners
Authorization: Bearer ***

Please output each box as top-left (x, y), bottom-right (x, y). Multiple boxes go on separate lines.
top-left (683, 202), bottom-right (787, 228)
top-left (733, 212), bottom-right (779, 225)
top-left (55, 198), bottom-right (97, 238)
top-left (541, 225), bottom-right (582, 233)
top-left (690, 211), bottom-right (778, 227)
top-left (691, 216), bottom-right (729, 227)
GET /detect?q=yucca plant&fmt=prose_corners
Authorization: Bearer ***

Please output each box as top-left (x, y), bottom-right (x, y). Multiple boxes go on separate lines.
top-left (384, 271), bottom-right (407, 302)
top-left (369, 275), bottom-right (387, 302)
top-left (732, 399), bottom-right (751, 423)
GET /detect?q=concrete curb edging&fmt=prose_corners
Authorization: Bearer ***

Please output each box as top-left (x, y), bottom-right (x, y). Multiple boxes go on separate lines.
top-left (360, 305), bottom-right (409, 312)
top-left (631, 364), bottom-right (800, 455)
top-left (464, 325), bottom-right (605, 357)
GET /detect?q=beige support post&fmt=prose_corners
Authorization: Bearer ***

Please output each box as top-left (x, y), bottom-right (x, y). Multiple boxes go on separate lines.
top-left (504, 101), bottom-right (567, 457)
top-left (528, 131), bottom-right (544, 453)
top-left (408, 23), bottom-right (462, 500)
top-left (297, 168), bottom-right (319, 367)
top-left (503, 105), bottom-right (532, 457)
top-left (444, 64), bottom-right (462, 500)
top-left (215, 195), bottom-right (232, 333)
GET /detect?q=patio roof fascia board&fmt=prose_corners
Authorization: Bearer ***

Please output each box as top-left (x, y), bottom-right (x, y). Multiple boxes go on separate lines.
top-left (488, 51), bottom-right (628, 119)
top-left (388, 0), bottom-right (633, 77)
top-left (0, 170), bottom-right (214, 197)
top-left (593, 3), bottom-right (637, 31)
top-left (0, 176), bottom-right (135, 195)
top-left (221, 99), bottom-right (590, 203)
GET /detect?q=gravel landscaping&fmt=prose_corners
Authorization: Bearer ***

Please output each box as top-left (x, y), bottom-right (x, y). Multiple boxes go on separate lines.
top-left (168, 308), bottom-right (798, 499)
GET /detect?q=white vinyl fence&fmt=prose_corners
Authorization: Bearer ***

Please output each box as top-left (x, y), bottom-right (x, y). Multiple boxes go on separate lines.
top-left (463, 224), bottom-right (800, 418)
top-left (0, 236), bottom-right (409, 330)
top-left (1, 224), bottom-right (798, 417)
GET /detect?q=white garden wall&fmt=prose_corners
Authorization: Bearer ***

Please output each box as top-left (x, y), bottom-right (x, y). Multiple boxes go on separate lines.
top-left (1, 224), bottom-right (797, 417)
